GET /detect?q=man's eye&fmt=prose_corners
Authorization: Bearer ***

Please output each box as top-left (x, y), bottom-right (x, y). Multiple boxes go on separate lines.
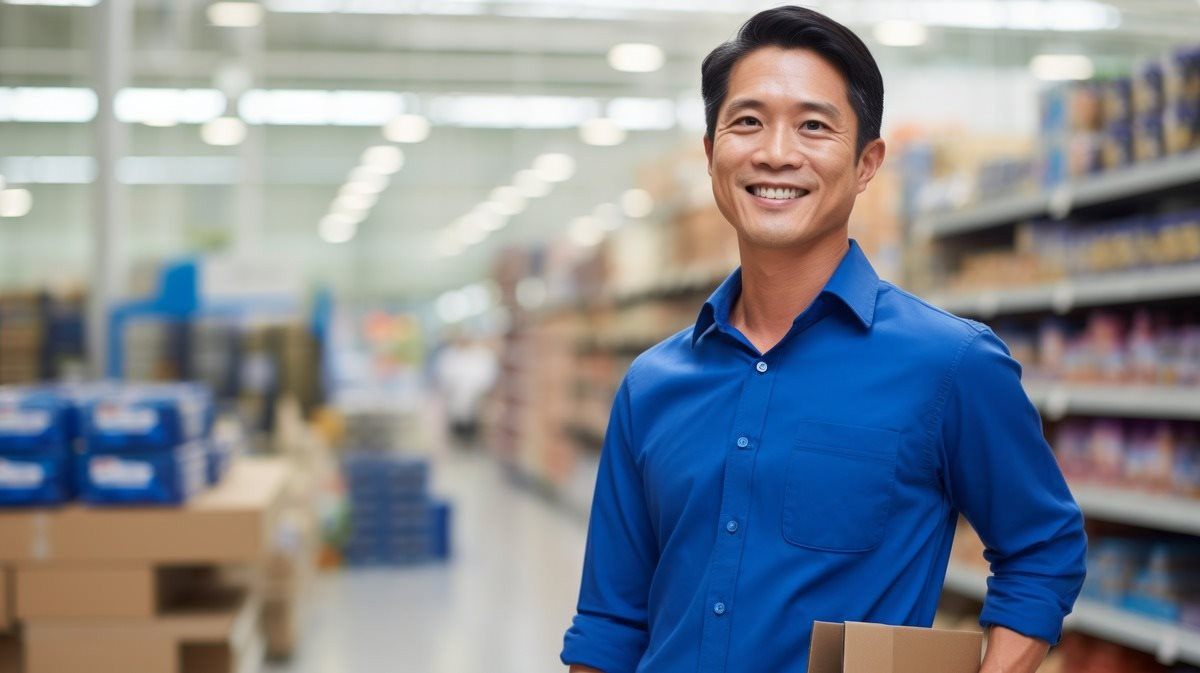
top-left (803, 120), bottom-right (826, 131)
top-left (735, 117), bottom-right (760, 127)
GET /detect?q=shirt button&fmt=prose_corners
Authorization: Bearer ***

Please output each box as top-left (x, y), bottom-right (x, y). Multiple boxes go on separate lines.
top-left (755, 361), bottom-right (768, 373)
top-left (713, 602), bottom-right (727, 616)
top-left (726, 520), bottom-right (739, 534)
top-left (736, 436), bottom-right (749, 448)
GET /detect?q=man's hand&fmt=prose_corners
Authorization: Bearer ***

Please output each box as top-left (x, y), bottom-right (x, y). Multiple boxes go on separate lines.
top-left (568, 666), bottom-right (605, 673)
top-left (980, 624), bottom-right (1050, 673)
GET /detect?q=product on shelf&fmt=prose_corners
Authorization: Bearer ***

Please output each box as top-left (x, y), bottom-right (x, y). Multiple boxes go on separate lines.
top-left (1054, 418), bottom-right (1200, 496)
top-left (1083, 537), bottom-right (1200, 625)
top-left (0, 387), bottom-right (73, 505)
top-left (340, 453), bottom-right (451, 566)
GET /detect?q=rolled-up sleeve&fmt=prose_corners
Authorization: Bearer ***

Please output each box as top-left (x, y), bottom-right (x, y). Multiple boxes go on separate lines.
top-left (561, 378), bottom-right (657, 672)
top-left (940, 328), bottom-right (1087, 645)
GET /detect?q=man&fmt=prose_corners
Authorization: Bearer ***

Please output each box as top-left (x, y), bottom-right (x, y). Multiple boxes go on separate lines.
top-left (561, 6), bottom-right (1086, 673)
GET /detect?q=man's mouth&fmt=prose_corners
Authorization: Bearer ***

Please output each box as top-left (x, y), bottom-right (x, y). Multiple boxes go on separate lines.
top-left (747, 185), bottom-right (810, 200)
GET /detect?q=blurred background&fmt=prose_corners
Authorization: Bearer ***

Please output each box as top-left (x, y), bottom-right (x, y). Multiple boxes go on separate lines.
top-left (1, 1), bottom-right (1200, 672)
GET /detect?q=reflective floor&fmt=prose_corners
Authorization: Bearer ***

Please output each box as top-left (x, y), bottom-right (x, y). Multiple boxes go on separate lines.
top-left (266, 449), bottom-right (588, 673)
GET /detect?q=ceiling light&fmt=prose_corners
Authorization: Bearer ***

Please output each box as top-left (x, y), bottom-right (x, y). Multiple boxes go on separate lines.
top-left (607, 43), bottom-right (665, 73)
top-left (1030, 54), bottom-right (1094, 81)
top-left (200, 117), bottom-right (246, 146)
top-left (142, 118), bottom-right (178, 128)
top-left (207, 2), bottom-right (264, 28)
top-left (434, 230), bottom-right (465, 258)
top-left (532, 153), bottom-right (575, 183)
top-left (2, 0), bottom-right (99, 6)
top-left (360, 145), bottom-right (404, 175)
top-left (489, 186), bottom-right (526, 216)
top-left (319, 213), bottom-right (357, 243)
top-left (580, 118), bottom-right (626, 146)
top-left (1, 87), bottom-right (98, 123)
top-left (469, 208), bottom-right (508, 232)
top-left (873, 20), bottom-right (928, 47)
top-left (333, 192), bottom-right (377, 213)
top-left (513, 169), bottom-right (551, 198)
top-left (569, 215), bottom-right (604, 247)
top-left (620, 188), bottom-right (654, 218)
top-left (383, 114), bottom-right (431, 143)
top-left (0, 188), bottom-right (32, 218)
top-left (346, 167), bottom-right (389, 194)
top-left (115, 88), bottom-right (225, 125)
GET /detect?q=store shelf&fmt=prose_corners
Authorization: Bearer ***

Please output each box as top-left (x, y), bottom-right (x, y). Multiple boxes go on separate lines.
top-left (1024, 382), bottom-right (1200, 421)
top-left (1069, 484), bottom-right (1200, 537)
top-left (914, 149), bottom-right (1200, 239)
top-left (942, 563), bottom-right (1200, 665)
top-left (926, 264), bottom-right (1200, 317)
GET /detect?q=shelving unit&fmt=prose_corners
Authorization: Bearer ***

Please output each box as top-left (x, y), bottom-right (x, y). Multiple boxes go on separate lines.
top-left (1023, 382), bottom-right (1200, 421)
top-left (943, 562), bottom-right (1200, 666)
top-left (913, 149), bottom-right (1200, 240)
top-left (1070, 484), bottom-right (1200, 537)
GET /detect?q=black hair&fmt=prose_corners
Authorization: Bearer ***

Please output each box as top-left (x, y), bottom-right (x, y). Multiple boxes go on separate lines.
top-left (700, 5), bottom-right (884, 157)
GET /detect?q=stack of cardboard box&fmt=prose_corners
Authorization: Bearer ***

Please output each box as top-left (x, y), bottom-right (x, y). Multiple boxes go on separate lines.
top-left (0, 458), bottom-right (290, 673)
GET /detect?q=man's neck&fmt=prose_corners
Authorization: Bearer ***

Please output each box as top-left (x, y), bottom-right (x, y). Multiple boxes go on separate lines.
top-left (730, 231), bottom-right (849, 355)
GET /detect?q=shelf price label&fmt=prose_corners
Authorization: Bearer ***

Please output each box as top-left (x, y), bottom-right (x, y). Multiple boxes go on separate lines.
top-left (1051, 283), bottom-right (1075, 314)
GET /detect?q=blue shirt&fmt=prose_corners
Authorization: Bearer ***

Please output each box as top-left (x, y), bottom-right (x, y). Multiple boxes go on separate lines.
top-left (561, 240), bottom-right (1086, 673)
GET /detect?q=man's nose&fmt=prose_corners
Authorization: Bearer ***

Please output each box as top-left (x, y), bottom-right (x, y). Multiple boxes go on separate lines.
top-left (753, 124), bottom-right (805, 170)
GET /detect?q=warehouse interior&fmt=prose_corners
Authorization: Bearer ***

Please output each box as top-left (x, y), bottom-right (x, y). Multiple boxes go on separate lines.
top-left (1, 0), bottom-right (1200, 672)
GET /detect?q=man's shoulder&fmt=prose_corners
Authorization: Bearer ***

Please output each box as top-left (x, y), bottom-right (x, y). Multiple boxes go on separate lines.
top-left (875, 280), bottom-right (990, 353)
top-left (621, 326), bottom-right (696, 388)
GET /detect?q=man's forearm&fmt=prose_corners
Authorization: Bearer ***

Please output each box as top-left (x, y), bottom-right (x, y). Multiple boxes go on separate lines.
top-left (568, 666), bottom-right (604, 673)
top-left (980, 624), bottom-right (1050, 673)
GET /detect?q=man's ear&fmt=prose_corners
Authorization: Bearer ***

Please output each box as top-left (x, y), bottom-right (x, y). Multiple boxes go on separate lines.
top-left (703, 134), bottom-right (714, 177)
top-left (855, 138), bottom-right (886, 194)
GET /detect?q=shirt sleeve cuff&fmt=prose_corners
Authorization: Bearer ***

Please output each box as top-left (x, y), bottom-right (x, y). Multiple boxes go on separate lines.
top-left (978, 595), bottom-right (1068, 646)
top-left (561, 612), bottom-right (649, 673)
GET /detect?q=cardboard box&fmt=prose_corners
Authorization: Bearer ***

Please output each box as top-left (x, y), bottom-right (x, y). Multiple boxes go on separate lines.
top-left (0, 568), bottom-right (10, 633)
top-left (0, 634), bottom-right (21, 673)
top-left (24, 588), bottom-right (261, 673)
top-left (808, 621), bottom-right (983, 673)
top-left (0, 458), bottom-right (287, 564)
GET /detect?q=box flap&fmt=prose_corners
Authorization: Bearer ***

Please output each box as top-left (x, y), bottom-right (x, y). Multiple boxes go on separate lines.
top-left (807, 622), bottom-right (845, 673)
top-left (842, 622), bottom-right (895, 672)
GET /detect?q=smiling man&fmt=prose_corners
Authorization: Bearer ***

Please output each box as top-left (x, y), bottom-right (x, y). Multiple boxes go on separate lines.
top-left (561, 7), bottom-right (1086, 673)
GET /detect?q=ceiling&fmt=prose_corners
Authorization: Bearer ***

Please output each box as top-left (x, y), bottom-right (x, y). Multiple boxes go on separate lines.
top-left (2, 0), bottom-right (1200, 301)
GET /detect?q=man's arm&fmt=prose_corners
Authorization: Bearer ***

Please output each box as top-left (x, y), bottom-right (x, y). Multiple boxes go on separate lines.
top-left (560, 379), bottom-right (657, 673)
top-left (980, 625), bottom-right (1050, 673)
top-left (568, 666), bottom-right (605, 673)
top-left (940, 329), bottom-right (1087, 647)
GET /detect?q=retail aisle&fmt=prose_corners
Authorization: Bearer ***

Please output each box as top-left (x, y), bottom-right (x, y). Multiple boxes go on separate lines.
top-left (266, 449), bottom-right (588, 673)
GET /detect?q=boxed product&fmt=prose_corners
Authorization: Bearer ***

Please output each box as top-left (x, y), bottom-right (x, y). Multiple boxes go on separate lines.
top-left (807, 621), bottom-right (982, 673)
top-left (0, 388), bottom-right (73, 505)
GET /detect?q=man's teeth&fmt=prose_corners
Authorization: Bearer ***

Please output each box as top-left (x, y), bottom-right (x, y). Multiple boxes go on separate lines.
top-left (752, 186), bottom-right (803, 200)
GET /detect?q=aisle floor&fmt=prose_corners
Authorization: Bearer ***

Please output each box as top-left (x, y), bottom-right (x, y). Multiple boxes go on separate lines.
top-left (265, 449), bottom-right (588, 673)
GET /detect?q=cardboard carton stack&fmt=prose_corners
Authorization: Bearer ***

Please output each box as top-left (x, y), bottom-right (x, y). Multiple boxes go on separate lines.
top-left (0, 294), bottom-right (43, 386)
top-left (0, 457), bottom-right (289, 673)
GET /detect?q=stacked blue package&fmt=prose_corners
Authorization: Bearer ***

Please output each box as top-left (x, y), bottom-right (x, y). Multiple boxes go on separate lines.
top-left (341, 454), bottom-right (452, 566)
top-left (77, 386), bottom-right (212, 505)
top-left (0, 388), bottom-right (73, 505)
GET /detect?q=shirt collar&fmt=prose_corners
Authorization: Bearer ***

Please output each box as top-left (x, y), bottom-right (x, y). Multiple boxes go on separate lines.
top-left (691, 239), bottom-right (879, 348)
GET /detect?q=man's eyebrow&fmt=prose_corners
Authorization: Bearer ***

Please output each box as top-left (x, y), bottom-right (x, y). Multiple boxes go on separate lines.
top-left (722, 97), bottom-right (843, 121)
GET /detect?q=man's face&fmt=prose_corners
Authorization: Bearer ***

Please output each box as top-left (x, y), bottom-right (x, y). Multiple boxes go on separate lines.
top-left (704, 46), bottom-right (883, 251)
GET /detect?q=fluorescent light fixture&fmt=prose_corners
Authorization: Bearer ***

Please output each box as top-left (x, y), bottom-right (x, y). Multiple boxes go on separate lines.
top-left (333, 192), bottom-right (378, 214)
top-left (620, 188), bottom-right (654, 218)
top-left (873, 20), bottom-right (928, 47)
top-left (207, 1), bottom-right (264, 27)
top-left (0, 189), bottom-right (33, 218)
top-left (568, 215), bottom-right (604, 247)
top-left (327, 90), bottom-right (404, 125)
top-left (3, 0), bottom-right (99, 5)
top-left (469, 207), bottom-right (508, 232)
top-left (429, 95), bottom-right (598, 129)
top-left (532, 153), bottom-right (575, 183)
top-left (360, 145), bottom-right (404, 175)
top-left (489, 186), bottom-right (526, 216)
top-left (319, 213), bottom-right (358, 244)
top-left (201, 117), bottom-right (247, 146)
top-left (0, 87), bottom-right (97, 123)
top-left (117, 156), bottom-right (238, 184)
top-left (240, 89), bottom-right (402, 126)
top-left (461, 283), bottom-right (491, 316)
top-left (383, 114), bottom-right (432, 143)
top-left (607, 98), bottom-right (675, 130)
top-left (346, 167), bottom-right (389, 194)
top-left (115, 88), bottom-right (225, 125)
top-left (434, 230), bottom-right (465, 258)
top-left (581, 118), bottom-right (626, 146)
top-left (607, 43), bottom-right (665, 73)
top-left (1030, 54), bottom-right (1094, 80)
top-left (513, 169), bottom-right (551, 198)
top-left (0, 156), bottom-right (96, 184)
top-left (887, 0), bottom-right (1118, 31)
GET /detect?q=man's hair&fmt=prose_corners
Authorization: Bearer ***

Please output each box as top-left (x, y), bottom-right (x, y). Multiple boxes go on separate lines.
top-left (700, 5), bottom-right (884, 157)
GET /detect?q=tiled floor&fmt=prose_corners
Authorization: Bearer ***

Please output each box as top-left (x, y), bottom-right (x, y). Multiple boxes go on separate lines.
top-left (265, 448), bottom-right (588, 673)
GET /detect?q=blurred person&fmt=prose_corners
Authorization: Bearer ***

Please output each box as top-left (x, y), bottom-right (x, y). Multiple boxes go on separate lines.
top-left (561, 7), bottom-right (1086, 673)
top-left (433, 331), bottom-right (497, 447)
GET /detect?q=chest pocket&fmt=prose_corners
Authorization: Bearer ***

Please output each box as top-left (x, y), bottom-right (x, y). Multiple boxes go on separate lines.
top-left (782, 420), bottom-right (900, 553)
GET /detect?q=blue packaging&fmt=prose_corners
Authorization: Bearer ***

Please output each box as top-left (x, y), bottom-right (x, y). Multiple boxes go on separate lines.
top-left (0, 389), bottom-right (73, 505)
top-left (78, 439), bottom-right (207, 505)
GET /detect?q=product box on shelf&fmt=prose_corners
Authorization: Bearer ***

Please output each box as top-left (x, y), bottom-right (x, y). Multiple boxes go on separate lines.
top-left (0, 389), bottom-right (73, 506)
top-left (807, 621), bottom-right (982, 673)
